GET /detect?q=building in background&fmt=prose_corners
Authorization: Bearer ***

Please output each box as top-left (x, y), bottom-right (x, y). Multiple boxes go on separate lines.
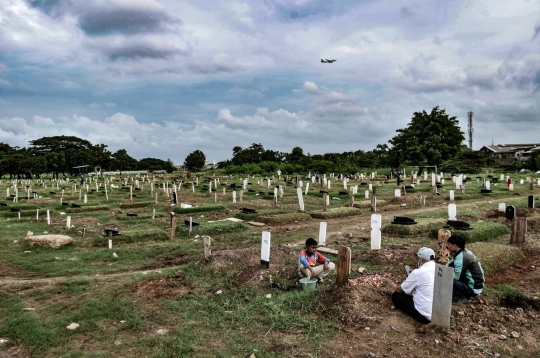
top-left (479, 144), bottom-right (540, 165)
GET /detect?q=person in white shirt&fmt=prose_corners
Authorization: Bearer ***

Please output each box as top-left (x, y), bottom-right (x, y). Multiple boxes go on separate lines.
top-left (392, 247), bottom-right (436, 324)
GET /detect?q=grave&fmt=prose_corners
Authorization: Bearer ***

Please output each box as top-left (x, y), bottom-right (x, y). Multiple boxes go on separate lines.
top-left (338, 191), bottom-right (349, 195)
top-left (241, 207), bottom-right (258, 214)
top-left (336, 246), bottom-right (351, 287)
top-left (184, 220), bottom-right (200, 227)
top-left (505, 206), bottom-right (516, 220)
top-left (10, 208), bottom-right (20, 212)
top-left (102, 228), bottom-right (121, 237)
top-left (480, 189), bottom-right (492, 193)
top-left (260, 231), bottom-right (271, 268)
top-left (445, 220), bottom-right (472, 230)
top-left (126, 213), bottom-right (138, 217)
top-left (529, 195), bottom-right (535, 209)
top-left (0, 203), bottom-right (7, 206)
top-left (71, 204), bottom-right (81, 208)
top-left (391, 216), bottom-right (417, 225)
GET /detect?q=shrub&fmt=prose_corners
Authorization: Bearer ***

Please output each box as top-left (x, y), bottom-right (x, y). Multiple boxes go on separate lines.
top-left (309, 207), bottom-right (362, 219)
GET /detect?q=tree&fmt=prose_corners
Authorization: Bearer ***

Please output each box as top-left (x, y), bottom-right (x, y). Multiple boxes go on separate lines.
top-left (184, 150), bottom-right (206, 171)
top-left (288, 146), bottom-right (305, 164)
top-left (388, 107), bottom-right (465, 168)
top-left (526, 149), bottom-right (540, 172)
top-left (111, 149), bottom-right (138, 171)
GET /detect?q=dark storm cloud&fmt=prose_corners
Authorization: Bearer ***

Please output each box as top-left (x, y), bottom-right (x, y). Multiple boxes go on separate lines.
top-left (26, 0), bottom-right (63, 16)
top-left (107, 43), bottom-right (186, 60)
top-left (78, 8), bottom-right (180, 36)
top-left (533, 24), bottom-right (540, 39)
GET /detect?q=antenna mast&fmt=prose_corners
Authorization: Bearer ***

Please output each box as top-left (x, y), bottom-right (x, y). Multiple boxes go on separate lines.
top-left (467, 111), bottom-right (473, 150)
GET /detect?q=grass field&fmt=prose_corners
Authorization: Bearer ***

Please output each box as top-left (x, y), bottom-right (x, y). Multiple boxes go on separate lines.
top-left (0, 172), bottom-right (539, 357)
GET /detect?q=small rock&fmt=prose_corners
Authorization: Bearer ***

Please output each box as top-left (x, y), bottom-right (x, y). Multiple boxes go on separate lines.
top-left (358, 267), bottom-right (366, 273)
top-left (113, 253), bottom-right (119, 258)
top-left (517, 345), bottom-right (523, 349)
top-left (24, 251), bottom-right (31, 253)
top-left (515, 307), bottom-right (524, 314)
top-left (156, 328), bottom-right (169, 335)
top-left (364, 327), bottom-right (370, 331)
top-left (0, 338), bottom-right (8, 345)
top-left (498, 334), bottom-right (507, 340)
top-left (117, 209), bottom-right (123, 214)
top-left (346, 233), bottom-right (353, 238)
top-left (458, 311), bottom-right (464, 316)
top-left (266, 294), bottom-right (272, 299)
top-left (435, 339), bottom-right (440, 344)
top-left (249, 354), bottom-right (256, 358)
top-left (286, 227), bottom-right (293, 231)
top-left (216, 290), bottom-right (223, 295)
top-left (114, 340), bottom-right (122, 345)
top-left (13, 240), bottom-right (17, 243)
top-left (390, 306), bottom-right (395, 310)
top-left (120, 320), bottom-right (126, 324)
top-left (366, 353), bottom-right (376, 358)
top-left (23, 308), bottom-right (35, 311)
top-left (400, 204), bottom-right (406, 207)
top-left (55, 257), bottom-right (61, 260)
top-left (66, 323), bottom-right (79, 330)
top-left (510, 331), bottom-right (519, 338)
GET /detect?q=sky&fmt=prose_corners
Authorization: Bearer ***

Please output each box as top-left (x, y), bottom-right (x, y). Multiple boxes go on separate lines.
top-left (0, 0), bottom-right (539, 164)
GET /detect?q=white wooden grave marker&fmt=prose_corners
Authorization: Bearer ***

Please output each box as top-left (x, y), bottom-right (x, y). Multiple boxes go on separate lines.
top-left (318, 222), bottom-right (327, 246)
top-left (365, 190), bottom-right (369, 199)
top-left (371, 214), bottom-right (382, 250)
top-left (449, 190), bottom-right (454, 201)
top-left (394, 189), bottom-right (401, 197)
top-left (232, 191), bottom-right (237, 204)
top-left (448, 204), bottom-right (457, 221)
top-left (66, 216), bottom-right (71, 228)
top-left (498, 203), bottom-right (506, 212)
top-left (297, 188), bottom-right (305, 211)
top-left (261, 231), bottom-right (271, 268)
top-left (46, 210), bottom-right (50, 225)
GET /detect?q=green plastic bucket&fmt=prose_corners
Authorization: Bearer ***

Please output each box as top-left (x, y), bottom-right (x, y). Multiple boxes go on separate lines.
top-left (299, 277), bottom-right (318, 292)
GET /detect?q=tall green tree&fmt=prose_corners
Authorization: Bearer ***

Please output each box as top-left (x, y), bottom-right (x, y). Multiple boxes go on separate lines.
top-left (526, 149), bottom-right (540, 171)
top-left (388, 106), bottom-right (465, 168)
top-left (111, 149), bottom-right (138, 171)
top-left (184, 150), bottom-right (206, 171)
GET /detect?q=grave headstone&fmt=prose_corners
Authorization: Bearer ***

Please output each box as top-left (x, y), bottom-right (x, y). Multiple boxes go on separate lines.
top-left (449, 190), bottom-right (454, 201)
top-left (203, 236), bottom-right (212, 258)
top-left (336, 246), bottom-right (351, 287)
top-left (394, 189), bottom-right (401, 197)
top-left (498, 203), bottom-right (506, 212)
top-left (431, 264), bottom-right (454, 329)
top-left (529, 195), bottom-right (535, 209)
top-left (318, 222), bottom-right (327, 246)
top-left (448, 204), bottom-right (457, 221)
top-left (510, 217), bottom-right (527, 245)
top-left (505, 205), bottom-right (516, 220)
top-left (261, 231), bottom-right (271, 268)
top-left (370, 214), bottom-right (382, 250)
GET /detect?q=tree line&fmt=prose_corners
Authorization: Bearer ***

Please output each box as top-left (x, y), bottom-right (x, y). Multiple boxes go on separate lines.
top-left (0, 136), bottom-right (175, 179)
top-left (216, 107), bottom-right (494, 174)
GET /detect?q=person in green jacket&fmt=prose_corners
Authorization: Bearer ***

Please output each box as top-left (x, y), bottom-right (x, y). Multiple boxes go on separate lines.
top-left (446, 234), bottom-right (485, 303)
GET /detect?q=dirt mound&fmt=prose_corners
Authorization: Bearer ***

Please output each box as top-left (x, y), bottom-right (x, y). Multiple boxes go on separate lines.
top-left (131, 274), bottom-right (192, 300)
top-left (356, 244), bottom-right (423, 266)
top-left (209, 244), bottom-right (300, 287)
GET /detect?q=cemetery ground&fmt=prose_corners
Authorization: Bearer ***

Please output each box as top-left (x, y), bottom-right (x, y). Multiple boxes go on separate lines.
top-left (0, 173), bottom-right (539, 357)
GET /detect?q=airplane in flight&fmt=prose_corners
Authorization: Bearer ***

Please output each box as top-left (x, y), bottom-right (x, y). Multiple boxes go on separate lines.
top-left (320, 59), bottom-right (337, 63)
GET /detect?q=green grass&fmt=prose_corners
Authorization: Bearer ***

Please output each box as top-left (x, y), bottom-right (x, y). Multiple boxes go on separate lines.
top-left (91, 228), bottom-right (169, 246)
top-left (175, 220), bottom-right (248, 237)
top-left (257, 212), bottom-right (312, 225)
top-left (381, 218), bottom-right (445, 235)
top-left (119, 201), bottom-right (156, 209)
top-left (233, 209), bottom-right (288, 221)
top-left (428, 221), bottom-right (510, 243)
top-left (309, 207), bottom-right (362, 219)
top-left (173, 204), bottom-right (226, 215)
top-left (65, 206), bottom-right (110, 213)
top-left (467, 242), bottom-right (524, 275)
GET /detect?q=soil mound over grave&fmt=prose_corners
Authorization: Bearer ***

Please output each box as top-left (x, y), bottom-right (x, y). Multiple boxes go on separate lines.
top-left (131, 273), bottom-right (192, 300)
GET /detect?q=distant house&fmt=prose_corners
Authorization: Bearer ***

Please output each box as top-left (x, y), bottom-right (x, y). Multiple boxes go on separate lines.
top-left (479, 143), bottom-right (540, 165)
top-left (205, 160), bottom-right (216, 169)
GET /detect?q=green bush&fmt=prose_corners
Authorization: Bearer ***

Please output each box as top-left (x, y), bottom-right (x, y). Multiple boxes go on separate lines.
top-left (382, 218), bottom-right (445, 236)
top-left (309, 207), bottom-right (362, 219)
top-left (173, 204), bottom-right (226, 215)
top-left (428, 221), bottom-right (510, 243)
top-left (467, 242), bottom-right (524, 275)
top-left (258, 212), bottom-right (311, 225)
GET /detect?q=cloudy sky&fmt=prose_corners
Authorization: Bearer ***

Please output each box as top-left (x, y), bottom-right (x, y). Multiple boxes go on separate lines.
top-left (1, 0), bottom-right (539, 163)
